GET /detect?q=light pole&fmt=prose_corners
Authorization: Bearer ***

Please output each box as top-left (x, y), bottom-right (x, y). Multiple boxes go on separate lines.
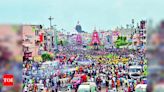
top-left (48, 16), bottom-right (54, 29)
top-left (48, 16), bottom-right (58, 52)
top-left (53, 25), bottom-right (58, 52)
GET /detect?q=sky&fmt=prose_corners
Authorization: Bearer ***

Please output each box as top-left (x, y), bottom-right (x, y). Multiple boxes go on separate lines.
top-left (0, 0), bottom-right (164, 33)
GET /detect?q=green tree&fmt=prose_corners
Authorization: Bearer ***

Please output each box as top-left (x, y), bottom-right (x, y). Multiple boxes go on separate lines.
top-left (41, 53), bottom-right (52, 61)
top-left (115, 36), bottom-right (129, 48)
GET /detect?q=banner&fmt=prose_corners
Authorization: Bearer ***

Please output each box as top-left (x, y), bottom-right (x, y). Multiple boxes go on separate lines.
top-left (39, 33), bottom-right (43, 43)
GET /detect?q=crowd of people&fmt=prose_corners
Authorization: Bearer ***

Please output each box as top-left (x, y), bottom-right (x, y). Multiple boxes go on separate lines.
top-left (22, 45), bottom-right (147, 92)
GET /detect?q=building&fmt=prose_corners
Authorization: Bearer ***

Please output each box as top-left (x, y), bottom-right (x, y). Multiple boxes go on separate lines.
top-left (22, 25), bottom-right (44, 60)
top-left (58, 32), bottom-right (67, 42)
top-left (139, 20), bottom-right (147, 45)
top-left (131, 20), bottom-right (147, 49)
top-left (44, 28), bottom-right (54, 52)
top-left (111, 30), bottom-right (120, 42)
top-left (80, 32), bottom-right (91, 45)
top-left (44, 27), bottom-right (70, 52)
top-left (99, 30), bottom-right (111, 45)
top-left (115, 27), bottom-right (135, 41)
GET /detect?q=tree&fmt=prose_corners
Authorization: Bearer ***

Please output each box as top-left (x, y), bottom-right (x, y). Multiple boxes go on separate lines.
top-left (115, 36), bottom-right (129, 48)
top-left (122, 36), bottom-right (126, 40)
top-left (41, 53), bottom-right (52, 61)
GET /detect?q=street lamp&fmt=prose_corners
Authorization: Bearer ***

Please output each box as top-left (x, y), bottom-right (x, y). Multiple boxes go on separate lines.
top-left (48, 16), bottom-right (54, 29)
top-left (48, 16), bottom-right (58, 52)
top-left (52, 25), bottom-right (58, 52)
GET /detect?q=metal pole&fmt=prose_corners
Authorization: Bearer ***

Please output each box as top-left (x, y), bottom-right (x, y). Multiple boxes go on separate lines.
top-left (53, 25), bottom-right (58, 51)
top-left (48, 16), bottom-right (54, 52)
top-left (48, 16), bottom-right (54, 29)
